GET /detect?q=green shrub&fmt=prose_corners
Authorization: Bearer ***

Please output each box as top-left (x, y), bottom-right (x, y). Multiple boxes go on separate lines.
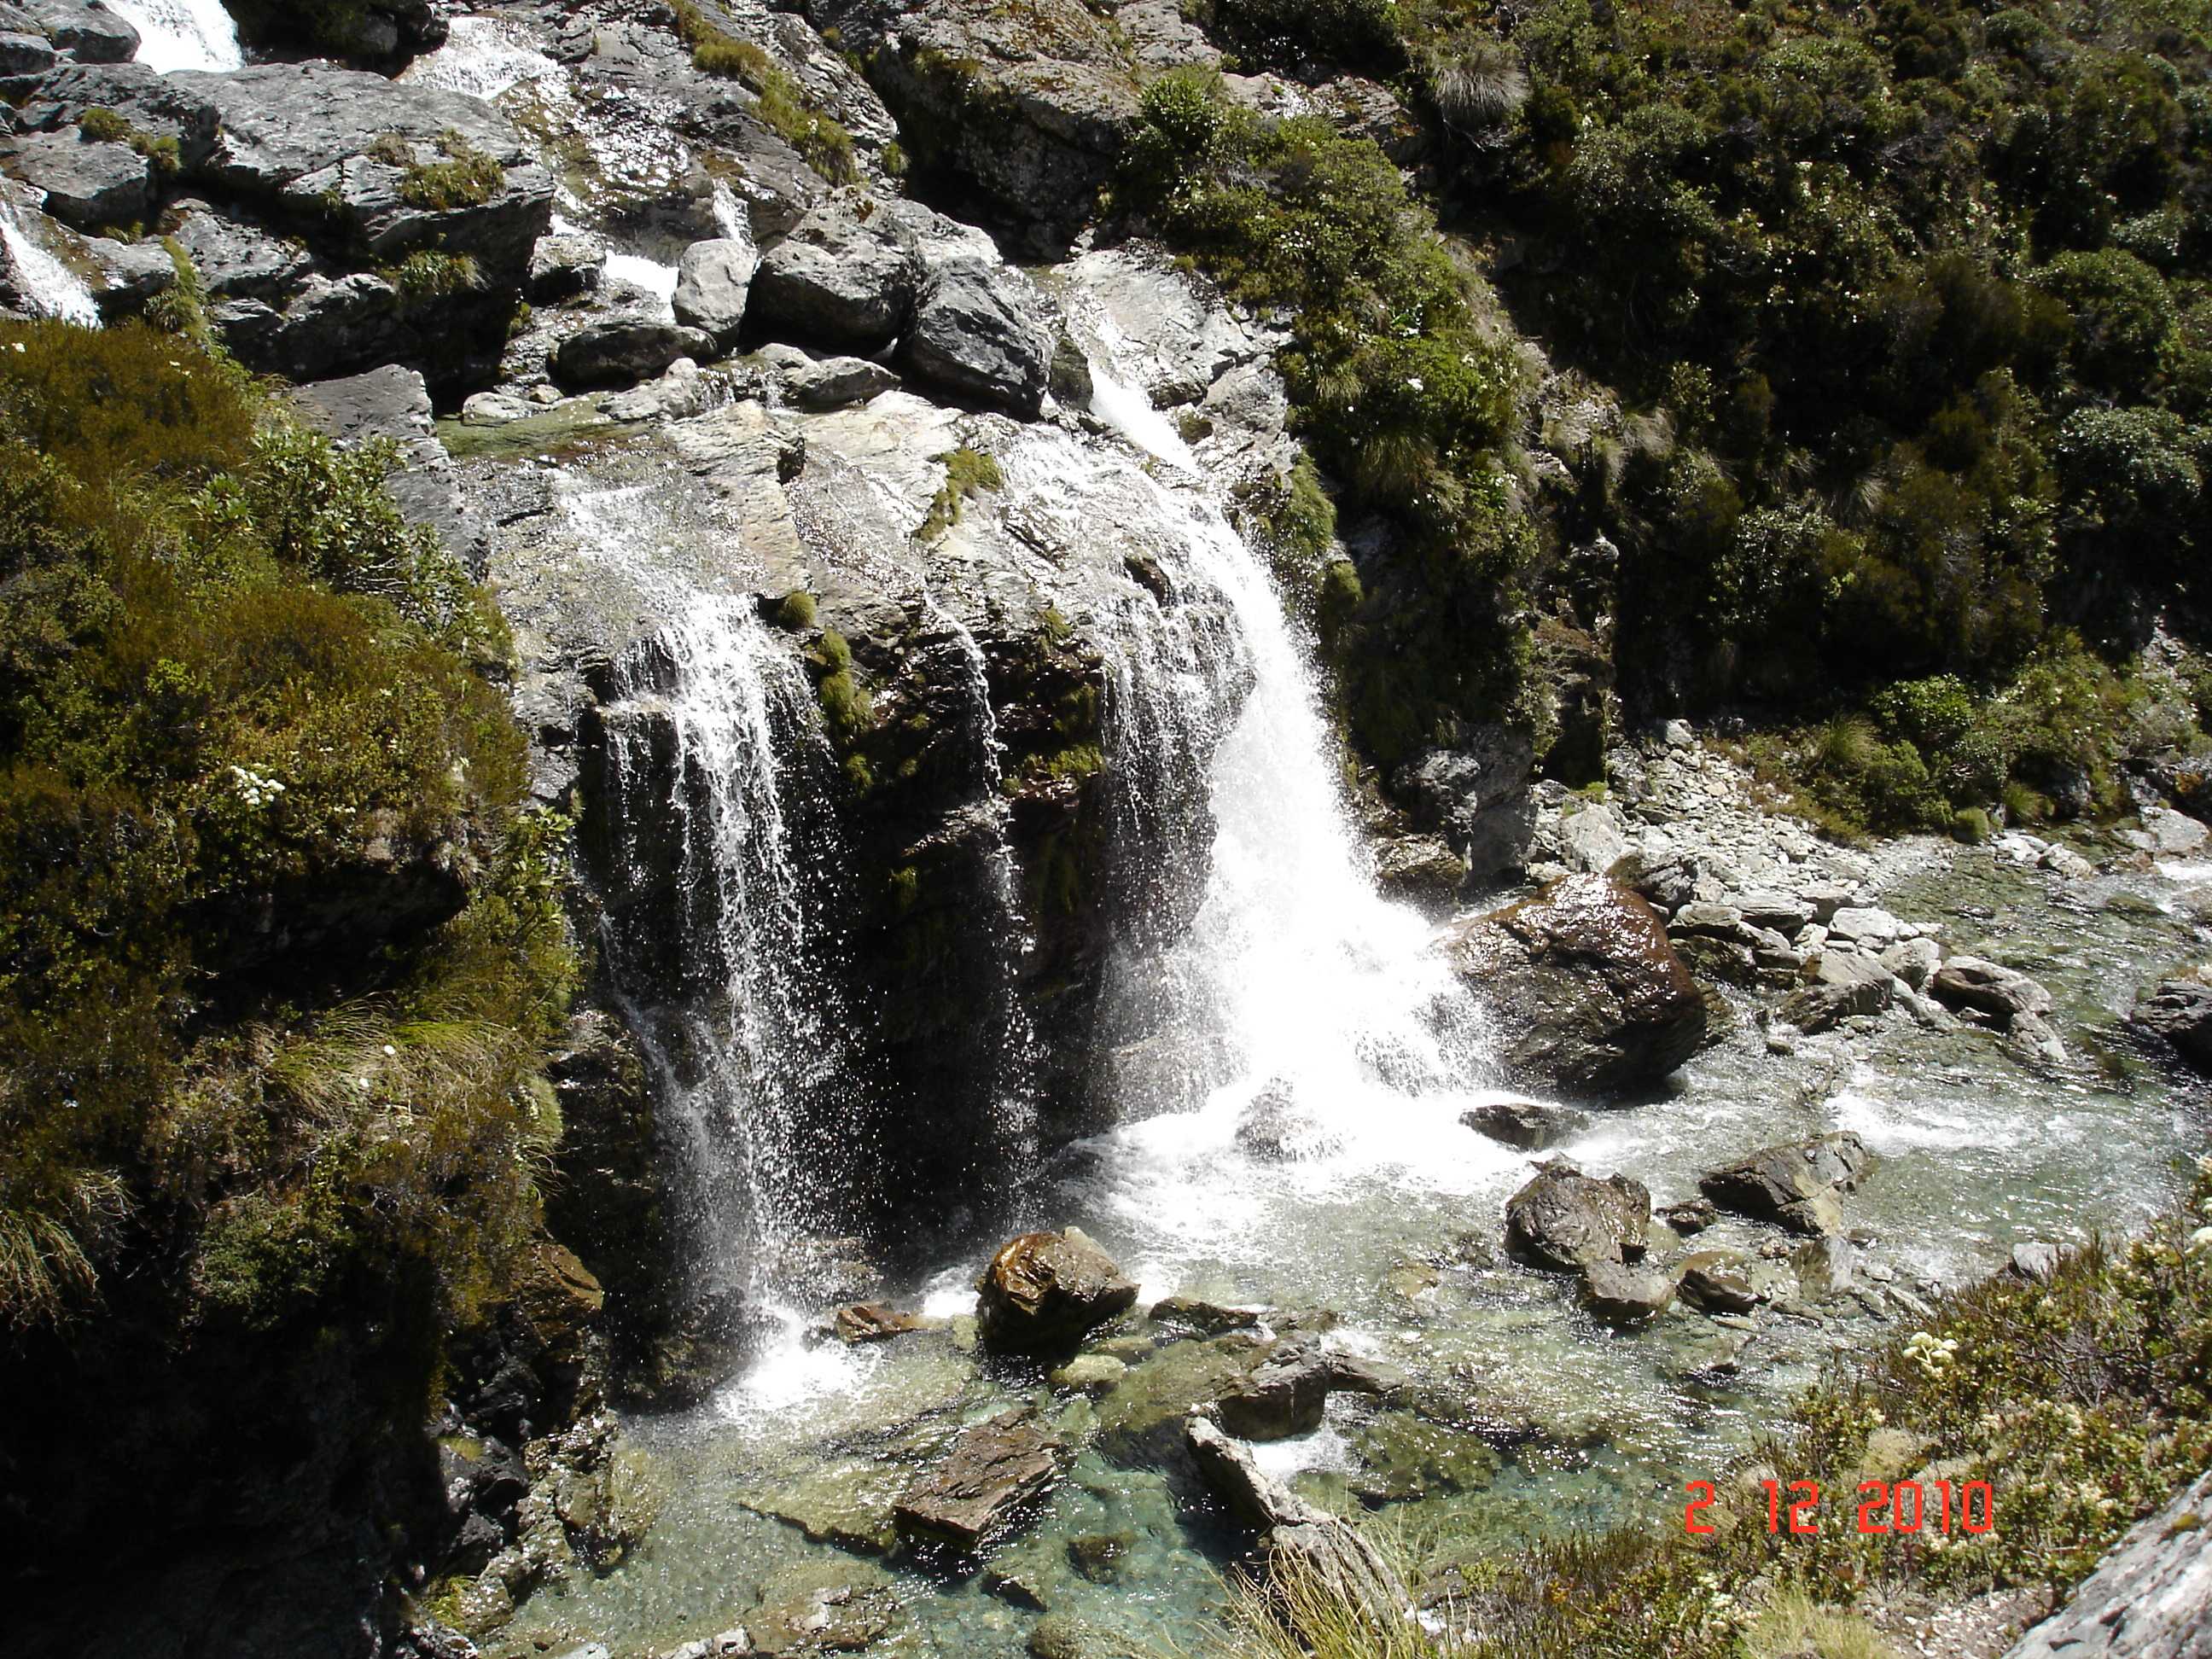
top-left (384, 247), bottom-right (485, 308)
top-left (393, 130), bottom-right (507, 211)
top-left (669, 0), bottom-right (857, 181)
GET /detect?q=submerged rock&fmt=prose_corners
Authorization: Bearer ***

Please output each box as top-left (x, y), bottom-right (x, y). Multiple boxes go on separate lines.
top-left (1149, 1295), bottom-right (1261, 1333)
top-left (1214, 1337), bottom-right (1398, 1440)
top-left (975, 1228), bottom-right (1139, 1353)
top-left (1460, 1098), bottom-right (1590, 1151)
top-left (1234, 1079), bottom-right (1342, 1162)
top-left (893, 1406), bottom-right (1064, 1551)
top-left (1440, 876), bottom-right (1707, 1096)
top-left (1504, 1161), bottom-right (1652, 1272)
top-left (1677, 1250), bottom-right (1760, 1314)
top-left (830, 1302), bottom-right (931, 1344)
top-left (749, 1558), bottom-right (905, 1655)
top-left (1579, 1260), bottom-right (1679, 1325)
top-left (1700, 1132), bottom-right (1871, 1236)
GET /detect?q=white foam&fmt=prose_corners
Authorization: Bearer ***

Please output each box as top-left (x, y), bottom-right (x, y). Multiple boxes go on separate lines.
top-left (105, 0), bottom-right (242, 73)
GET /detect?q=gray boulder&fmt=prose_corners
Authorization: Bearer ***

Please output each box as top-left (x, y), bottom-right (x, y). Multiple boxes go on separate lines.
top-left (554, 317), bottom-right (713, 388)
top-left (31, 2), bottom-right (138, 62)
top-left (0, 26), bottom-right (52, 73)
top-left (170, 200), bottom-right (312, 300)
top-left (1699, 1132), bottom-right (1871, 1236)
top-left (975, 1227), bottom-right (1138, 1353)
top-left (2132, 977), bottom-right (2212, 1070)
top-left (1439, 875), bottom-right (1708, 1095)
top-left (1579, 1260), bottom-right (1679, 1325)
top-left (893, 1406), bottom-right (1063, 1551)
top-left (1394, 725), bottom-right (1536, 882)
top-left (2002, 1469), bottom-right (2212, 1657)
top-left (1460, 1099), bottom-right (1589, 1151)
top-left (901, 255), bottom-right (1051, 416)
top-left (1214, 1337), bottom-right (1398, 1440)
top-left (748, 205), bottom-right (915, 350)
top-left (294, 364), bottom-right (486, 573)
top-left (1790, 1234), bottom-right (1856, 1300)
top-left (1677, 1250), bottom-right (1759, 1313)
top-left (778, 350), bottom-right (901, 410)
top-left (15, 62), bottom-right (221, 167)
top-left (529, 232), bottom-right (604, 300)
top-left (1930, 956), bottom-right (2055, 1022)
top-left (1778, 951), bottom-right (1896, 1033)
top-left (6, 129), bottom-right (148, 230)
top-left (672, 235), bottom-right (759, 348)
top-left (1505, 1161), bottom-right (1651, 1272)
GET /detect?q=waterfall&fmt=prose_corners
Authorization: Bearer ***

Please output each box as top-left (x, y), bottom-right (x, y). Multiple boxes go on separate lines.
top-left (1, 201), bottom-right (98, 326)
top-left (570, 487), bottom-right (866, 1309)
top-left (104, 0), bottom-right (242, 73)
top-left (399, 15), bottom-right (560, 99)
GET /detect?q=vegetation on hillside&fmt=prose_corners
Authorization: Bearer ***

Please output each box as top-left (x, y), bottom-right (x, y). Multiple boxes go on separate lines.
top-left (1126, 0), bottom-right (2212, 830)
top-left (0, 319), bottom-right (575, 1349)
top-left (1186, 1161), bottom-right (2212, 1657)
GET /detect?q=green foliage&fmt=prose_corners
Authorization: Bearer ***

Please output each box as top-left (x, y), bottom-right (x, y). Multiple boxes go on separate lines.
top-left (77, 106), bottom-right (181, 177)
top-left (668, 0), bottom-right (858, 182)
top-left (392, 130), bottom-right (507, 212)
top-left (0, 319), bottom-right (569, 1337)
top-left (1188, 0), bottom-right (1405, 74)
top-left (770, 589), bottom-right (817, 631)
top-left (919, 445), bottom-right (1004, 539)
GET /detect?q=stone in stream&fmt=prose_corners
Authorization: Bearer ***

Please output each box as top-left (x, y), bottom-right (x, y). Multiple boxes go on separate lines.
top-left (975, 1227), bottom-right (1139, 1353)
top-left (899, 255), bottom-right (1053, 417)
top-left (672, 235), bottom-right (759, 349)
top-left (1438, 875), bottom-right (1708, 1096)
top-left (748, 203), bottom-right (917, 350)
top-left (1678, 1249), bottom-right (1761, 1314)
top-left (1148, 1295), bottom-right (1261, 1333)
top-left (1214, 1336), bottom-right (1400, 1440)
top-left (892, 1406), bottom-right (1065, 1552)
top-left (1047, 1353), bottom-right (1126, 1390)
top-left (1504, 1161), bottom-right (1652, 1272)
top-left (1460, 1098), bottom-right (1590, 1151)
top-left (1699, 1132), bottom-right (1871, 1236)
top-left (1659, 1196), bottom-right (1720, 1235)
top-left (1578, 1260), bottom-right (1679, 1325)
top-left (1930, 955), bottom-right (2056, 1022)
top-left (1778, 951), bottom-right (1896, 1033)
top-left (1233, 1079), bottom-right (1342, 1161)
top-left (554, 317), bottom-right (714, 387)
top-left (749, 1558), bottom-right (905, 1655)
top-left (1185, 1417), bottom-right (1412, 1627)
top-left (2130, 976), bottom-right (2212, 1070)
top-left (1790, 1234), bottom-right (1857, 1301)
top-left (830, 1301), bottom-right (930, 1344)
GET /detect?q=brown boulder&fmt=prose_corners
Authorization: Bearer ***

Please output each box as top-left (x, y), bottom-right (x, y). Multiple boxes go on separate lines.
top-left (892, 1406), bottom-right (1064, 1551)
top-left (975, 1227), bottom-right (1138, 1353)
top-left (1504, 1161), bottom-right (1651, 1272)
top-left (1439, 876), bottom-right (1707, 1095)
top-left (1699, 1132), bottom-right (1871, 1236)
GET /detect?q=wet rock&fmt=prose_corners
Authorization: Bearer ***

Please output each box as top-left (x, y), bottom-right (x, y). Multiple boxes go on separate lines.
top-left (1779, 951), bottom-right (1896, 1033)
top-left (530, 231), bottom-right (604, 300)
top-left (1439, 875), bottom-right (1708, 1096)
top-left (1348, 1410), bottom-right (1500, 1502)
top-left (900, 255), bottom-right (1052, 417)
top-left (1660, 1196), bottom-right (1719, 1235)
top-left (1827, 905), bottom-right (1906, 946)
top-left (4, 129), bottom-right (148, 230)
top-left (1678, 1250), bottom-right (1760, 1314)
top-left (1460, 1099), bottom-right (1589, 1151)
top-left (1234, 1079), bottom-right (1342, 1162)
top-left (1579, 1260), bottom-right (1679, 1324)
top-left (2131, 977), bottom-right (2212, 1069)
top-left (1094, 1336), bottom-right (1261, 1464)
top-left (1880, 934), bottom-right (1944, 989)
top-left (1372, 833), bottom-right (1466, 906)
top-left (1930, 956), bottom-right (2055, 1022)
top-left (554, 317), bottom-right (714, 388)
top-left (1149, 1295), bottom-right (1261, 1334)
top-left (832, 1302), bottom-right (930, 1344)
top-left (602, 358), bottom-right (715, 424)
top-left (2004, 1010), bottom-right (2072, 1066)
top-left (1505, 1161), bottom-right (1651, 1272)
top-left (1185, 1417), bottom-right (1412, 1625)
top-left (1214, 1337), bottom-right (1398, 1440)
top-left (748, 204), bottom-right (915, 350)
top-left (1030, 1613), bottom-right (1119, 1659)
top-left (32, 2), bottom-right (139, 63)
top-left (749, 1558), bottom-right (904, 1655)
top-left (463, 391), bottom-right (530, 426)
top-left (893, 1406), bottom-right (1064, 1551)
top-left (1791, 1235), bottom-right (1857, 1301)
top-left (1394, 725), bottom-right (1536, 882)
top-left (661, 1631), bottom-right (752, 1659)
top-left (1700, 1132), bottom-right (1871, 1236)
top-left (1048, 1353), bottom-right (1127, 1390)
top-left (672, 235), bottom-right (759, 349)
top-left (975, 1228), bottom-right (1139, 1354)
top-left (2131, 804), bottom-right (2210, 856)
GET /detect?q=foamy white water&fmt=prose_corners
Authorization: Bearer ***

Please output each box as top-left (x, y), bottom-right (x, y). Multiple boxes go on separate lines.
top-left (106, 0), bottom-right (242, 73)
top-left (1, 204), bottom-right (98, 325)
top-left (399, 14), bottom-right (559, 98)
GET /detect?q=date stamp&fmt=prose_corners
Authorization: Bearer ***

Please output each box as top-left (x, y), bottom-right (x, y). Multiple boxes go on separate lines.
top-left (1684, 1478), bottom-right (1996, 1536)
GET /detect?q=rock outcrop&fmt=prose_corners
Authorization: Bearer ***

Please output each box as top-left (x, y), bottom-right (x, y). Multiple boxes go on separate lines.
top-left (2133, 976), bottom-right (2212, 1070)
top-left (1440, 876), bottom-right (1708, 1095)
top-left (2001, 1469), bottom-right (2212, 1658)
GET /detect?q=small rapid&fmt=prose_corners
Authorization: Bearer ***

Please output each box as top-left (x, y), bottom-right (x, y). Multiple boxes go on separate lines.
top-left (1, 201), bottom-right (98, 325)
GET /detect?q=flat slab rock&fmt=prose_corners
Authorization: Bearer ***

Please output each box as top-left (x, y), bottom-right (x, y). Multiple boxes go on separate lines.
top-left (892, 1406), bottom-right (1063, 1551)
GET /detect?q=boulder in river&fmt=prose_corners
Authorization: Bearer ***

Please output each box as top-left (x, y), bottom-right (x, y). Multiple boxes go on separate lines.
top-left (1234, 1079), bottom-right (1342, 1162)
top-left (1579, 1260), bottom-right (1679, 1325)
top-left (1930, 956), bottom-right (2055, 1022)
top-left (1460, 1099), bottom-right (1590, 1151)
top-left (1504, 1161), bottom-right (1651, 1272)
top-left (671, 236), bottom-right (759, 348)
top-left (975, 1227), bottom-right (1138, 1353)
top-left (899, 255), bottom-right (1052, 417)
top-left (1677, 1250), bottom-right (1760, 1314)
top-left (1214, 1337), bottom-right (1400, 1440)
top-left (831, 1302), bottom-right (930, 1344)
top-left (1778, 951), bottom-right (1895, 1033)
top-left (1185, 1416), bottom-right (1412, 1627)
top-left (1149, 1295), bottom-right (1261, 1333)
top-left (1438, 875), bottom-right (1708, 1096)
top-left (1699, 1132), bottom-right (1871, 1236)
top-left (554, 317), bottom-right (713, 388)
top-left (2131, 977), bottom-right (2212, 1070)
top-left (893, 1406), bottom-right (1064, 1551)
top-left (748, 203), bottom-right (916, 350)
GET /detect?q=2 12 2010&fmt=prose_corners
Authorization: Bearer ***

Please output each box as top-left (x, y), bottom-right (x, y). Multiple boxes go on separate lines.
top-left (1683, 1478), bottom-right (1996, 1535)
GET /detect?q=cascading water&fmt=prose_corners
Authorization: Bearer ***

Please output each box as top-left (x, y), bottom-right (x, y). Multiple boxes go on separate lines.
top-left (0, 201), bottom-right (98, 326)
top-left (568, 489), bottom-right (867, 1320)
top-left (104, 0), bottom-right (242, 73)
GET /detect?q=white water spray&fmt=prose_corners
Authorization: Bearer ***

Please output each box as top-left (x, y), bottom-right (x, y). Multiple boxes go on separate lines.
top-left (1, 202), bottom-right (98, 326)
top-left (105, 0), bottom-right (242, 73)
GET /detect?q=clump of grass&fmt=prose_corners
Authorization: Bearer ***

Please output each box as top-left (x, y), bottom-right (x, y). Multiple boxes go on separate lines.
top-left (384, 247), bottom-right (485, 309)
top-left (78, 105), bottom-right (181, 177)
top-left (387, 129), bottom-right (508, 211)
top-left (668, 0), bottom-right (858, 182)
top-left (769, 589), bottom-right (817, 631)
top-left (919, 445), bottom-right (1004, 539)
